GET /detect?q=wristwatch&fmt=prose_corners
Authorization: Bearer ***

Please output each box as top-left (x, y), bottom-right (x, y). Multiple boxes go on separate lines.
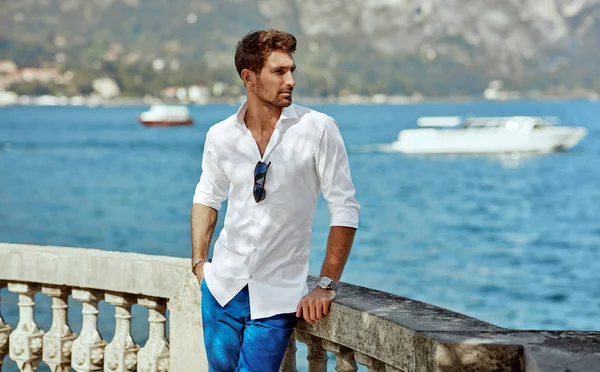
top-left (317, 276), bottom-right (338, 291)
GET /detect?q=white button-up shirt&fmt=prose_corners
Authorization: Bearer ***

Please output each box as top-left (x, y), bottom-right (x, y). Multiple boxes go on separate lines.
top-left (193, 102), bottom-right (359, 319)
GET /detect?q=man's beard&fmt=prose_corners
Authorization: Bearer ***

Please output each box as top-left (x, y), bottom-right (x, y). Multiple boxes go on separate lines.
top-left (256, 79), bottom-right (293, 108)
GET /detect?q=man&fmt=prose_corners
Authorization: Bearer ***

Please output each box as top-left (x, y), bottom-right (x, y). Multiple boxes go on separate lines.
top-left (191, 29), bottom-right (359, 372)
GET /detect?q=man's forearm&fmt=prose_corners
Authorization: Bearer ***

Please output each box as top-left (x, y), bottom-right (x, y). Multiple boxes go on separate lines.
top-left (319, 226), bottom-right (357, 283)
top-left (191, 203), bottom-right (219, 263)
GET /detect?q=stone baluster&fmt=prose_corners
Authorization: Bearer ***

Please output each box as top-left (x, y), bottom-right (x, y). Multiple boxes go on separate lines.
top-left (0, 281), bottom-right (13, 368)
top-left (295, 332), bottom-right (328, 372)
top-left (8, 283), bottom-right (44, 372)
top-left (42, 285), bottom-right (77, 372)
top-left (353, 352), bottom-right (386, 372)
top-left (279, 335), bottom-right (297, 372)
top-left (137, 297), bottom-right (169, 372)
top-left (322, 340), bottom-right (357, 372)
top-left (71, 289), bottom-right (107, 371)
top-left (103, 293), bottom-right (139, 372)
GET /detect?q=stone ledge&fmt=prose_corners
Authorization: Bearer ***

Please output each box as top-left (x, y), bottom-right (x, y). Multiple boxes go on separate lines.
top-left (296, 279), bottom-right (599, 371)
top-left (327, 277), bottom-right (503, 332)
top-left (299, 278), bottom-right (522, 371)
top-left (424, 330), bottom-right (600, 372)
top-left (0, 243), bottom-right (190, 298)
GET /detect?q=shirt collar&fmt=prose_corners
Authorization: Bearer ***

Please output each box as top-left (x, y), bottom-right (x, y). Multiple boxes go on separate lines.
top-left (234, 101), bottom-right (298, 128)
top-left (280, 103), bottom-right (298, 121)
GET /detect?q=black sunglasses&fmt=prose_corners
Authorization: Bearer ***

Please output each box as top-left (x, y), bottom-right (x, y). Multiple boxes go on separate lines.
top-left (253, 161), bottom-right (271, 203)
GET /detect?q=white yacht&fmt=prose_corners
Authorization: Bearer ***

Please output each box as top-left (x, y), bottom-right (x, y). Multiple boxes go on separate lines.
top-left (391, 116), bottom-right (587, 154)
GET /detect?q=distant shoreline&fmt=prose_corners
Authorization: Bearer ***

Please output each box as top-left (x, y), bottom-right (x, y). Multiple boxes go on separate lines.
top-left (1, 93), bottom-right (599, 108)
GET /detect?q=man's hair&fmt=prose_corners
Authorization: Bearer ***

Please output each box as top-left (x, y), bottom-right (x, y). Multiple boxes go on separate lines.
top-left (234, 29), bottom-right (297, 77)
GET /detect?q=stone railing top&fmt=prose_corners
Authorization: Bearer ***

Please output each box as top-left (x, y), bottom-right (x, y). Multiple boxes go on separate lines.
top-left (326, 277), bottom-right (503, 333)
top-left (0, 242), bottom-right (189, 299)
top-left (293, 278), bottom-right (600, 372)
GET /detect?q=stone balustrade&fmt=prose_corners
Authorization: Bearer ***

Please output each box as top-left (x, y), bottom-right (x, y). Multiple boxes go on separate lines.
top-left (0, 243), bottom-right (201, 372)
top-left (1, 243), bottom-right (599, 372)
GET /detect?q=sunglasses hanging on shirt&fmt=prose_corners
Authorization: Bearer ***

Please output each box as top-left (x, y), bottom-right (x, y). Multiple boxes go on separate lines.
top-left (253, 161), bottom-right (271, 203)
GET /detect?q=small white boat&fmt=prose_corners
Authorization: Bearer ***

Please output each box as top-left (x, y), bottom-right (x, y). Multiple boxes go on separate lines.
top-left (138, 105), bottom-right (193, 127)
top-left (391, 116), bottom-right (587, 154)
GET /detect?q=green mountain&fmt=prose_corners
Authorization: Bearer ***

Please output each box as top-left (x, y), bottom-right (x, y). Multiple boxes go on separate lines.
top-left (2, 0), bottom-right (600, 97)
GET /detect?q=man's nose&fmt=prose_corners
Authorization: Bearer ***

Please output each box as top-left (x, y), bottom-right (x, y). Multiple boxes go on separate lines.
top-left (285, 71), bottom-right (295, 87)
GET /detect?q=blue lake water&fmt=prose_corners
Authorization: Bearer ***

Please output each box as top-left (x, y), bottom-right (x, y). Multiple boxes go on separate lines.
top-left (1, 101), bottom-right (599, 370)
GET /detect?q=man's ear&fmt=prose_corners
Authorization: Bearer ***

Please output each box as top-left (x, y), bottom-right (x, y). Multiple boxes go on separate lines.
top-left (241, 69), bottom-right (255, 87)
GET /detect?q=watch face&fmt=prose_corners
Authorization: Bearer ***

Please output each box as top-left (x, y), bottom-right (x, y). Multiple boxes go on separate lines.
top-left (319, 276), bottom-right (332, 288)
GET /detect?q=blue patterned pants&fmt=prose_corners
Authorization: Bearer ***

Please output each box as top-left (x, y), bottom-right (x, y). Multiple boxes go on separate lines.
top-left (201, 280), bottom-right (298, 372)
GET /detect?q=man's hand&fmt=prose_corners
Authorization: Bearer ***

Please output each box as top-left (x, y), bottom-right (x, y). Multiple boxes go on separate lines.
top-left (193, 262), bottom-right (206, 285)
top-left (296, 288), bottom-right (336, 325)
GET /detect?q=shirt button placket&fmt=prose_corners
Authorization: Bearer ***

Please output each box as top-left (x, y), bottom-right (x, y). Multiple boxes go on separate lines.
top-left (248, 214), bottom-right (260, 281)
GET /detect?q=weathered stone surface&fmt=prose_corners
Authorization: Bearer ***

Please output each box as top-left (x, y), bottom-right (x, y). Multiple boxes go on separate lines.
top-left (425, 330), bottom-right (600, 372)
top-left (354, 351), bottom-right (386, 371)
top-left (168, 276), bottom-right (206, 372)
top-left (322, 340), bottom-right (357, 371)
top-left (296, 291), bottom-right (417, 370)
top-left (8, 282), bottom-right (44, 372)
top-left (137, 297), bottom-right (169, 372)
top-left (328, 278), bottom-right (502, 333)
top-left (294, 331), bottom-right (327, 372)
top-left (294, 278), bottom-right (599, 372)
top-left (435, 343), bottom-right (525, 372)
top-left (71, 289), bottom-right (107, 371)
top-left (279, 337), bottom-right (298, 372)
top-left (42, 285), bottom-right (77, 372)
top-left (0, 244), bottom-right (186, 298)
top-left (104, 293), bottom-right (139, 372)
top-left (0, 281), bottom-right (12, 367)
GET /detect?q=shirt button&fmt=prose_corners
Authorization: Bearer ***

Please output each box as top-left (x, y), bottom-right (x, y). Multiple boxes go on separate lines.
top-left (249, 275), bottom-right (254, 279)
top-left (253, 249), bottom-right (257, 253)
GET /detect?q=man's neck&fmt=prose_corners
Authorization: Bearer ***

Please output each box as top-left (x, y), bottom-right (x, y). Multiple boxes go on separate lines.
top-left (244, 95), bottom-right (282, 132)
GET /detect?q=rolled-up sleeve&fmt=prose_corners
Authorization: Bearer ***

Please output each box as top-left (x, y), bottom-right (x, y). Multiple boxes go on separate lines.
top-left (315, 118), bottom-right (360, 228)
top-left (193, 130), bottom-right (229, 210)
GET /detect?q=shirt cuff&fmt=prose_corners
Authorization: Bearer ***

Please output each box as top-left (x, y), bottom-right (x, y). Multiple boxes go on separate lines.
top-left (329, 207), bottom-right (359, 229)
top-left (193, 192), bottom-right (223, 211)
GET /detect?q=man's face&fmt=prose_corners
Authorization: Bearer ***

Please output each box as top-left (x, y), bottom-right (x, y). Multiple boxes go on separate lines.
top-left (252, 50), bottom-right (296, 108)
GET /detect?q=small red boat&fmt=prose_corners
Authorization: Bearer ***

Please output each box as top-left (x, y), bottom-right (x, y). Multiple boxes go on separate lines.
top-left (138, 105), bottom-right (194, 127)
